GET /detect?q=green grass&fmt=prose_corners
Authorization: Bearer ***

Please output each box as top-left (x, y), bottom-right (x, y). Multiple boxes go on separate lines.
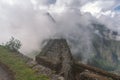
top-left (90, 57), bottom-right (117, 71)
top-left (0, 46), bottom-right (49, 80)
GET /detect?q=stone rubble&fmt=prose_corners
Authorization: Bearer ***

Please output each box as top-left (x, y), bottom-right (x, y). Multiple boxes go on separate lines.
top-left (27, 60), bottom-right (64, 80)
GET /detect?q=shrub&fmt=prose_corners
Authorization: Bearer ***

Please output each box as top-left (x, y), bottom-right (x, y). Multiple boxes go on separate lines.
top-left (5, 37), bottom-right (22, 52)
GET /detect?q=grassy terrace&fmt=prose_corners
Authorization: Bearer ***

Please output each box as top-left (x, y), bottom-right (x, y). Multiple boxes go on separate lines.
top-left (0, 46), bottom-right (49, 80)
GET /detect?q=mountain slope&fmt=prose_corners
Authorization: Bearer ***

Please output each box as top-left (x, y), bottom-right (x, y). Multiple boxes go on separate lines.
top-left (0, 46), bottom-right (49, 80)
top-left (89, 23), bottom-right (120, 71)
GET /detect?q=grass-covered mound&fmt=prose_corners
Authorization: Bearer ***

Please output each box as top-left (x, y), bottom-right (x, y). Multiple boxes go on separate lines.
top-left (0, 46), bottom-right (49, 80)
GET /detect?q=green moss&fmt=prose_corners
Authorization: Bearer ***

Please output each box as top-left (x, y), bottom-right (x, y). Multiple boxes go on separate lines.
top-left (0, 46), bottom-right (50, 80)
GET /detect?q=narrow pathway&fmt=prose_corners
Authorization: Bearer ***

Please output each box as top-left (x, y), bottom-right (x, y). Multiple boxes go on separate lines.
top-left (0, 66), bottom-right (13, 80)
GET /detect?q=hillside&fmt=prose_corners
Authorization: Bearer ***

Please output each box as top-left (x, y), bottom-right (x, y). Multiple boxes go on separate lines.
top-left (88, 23), bottom-right (120, 71)
top-left (68, 23), bottom-right (120, 72)
top-left (0, 46), bottom-right (49, 80)
top-left (36, 39), bottom-right (120, 80)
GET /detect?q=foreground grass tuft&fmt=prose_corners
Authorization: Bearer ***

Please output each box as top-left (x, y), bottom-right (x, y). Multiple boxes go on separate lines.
top-left (0, 46), bottom-right (49, 80)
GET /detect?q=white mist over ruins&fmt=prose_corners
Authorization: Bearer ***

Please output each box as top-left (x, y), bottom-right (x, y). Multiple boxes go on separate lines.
top-left (0, 0), bottom-right (120, 62)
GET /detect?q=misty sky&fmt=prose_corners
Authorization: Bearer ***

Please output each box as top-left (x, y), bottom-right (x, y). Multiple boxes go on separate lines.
top-left (0, 0), bottom-right (120, 56)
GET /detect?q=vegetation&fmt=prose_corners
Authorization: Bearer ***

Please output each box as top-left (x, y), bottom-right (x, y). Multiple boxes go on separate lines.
top-left (5, 37), bottom-right (21, 52)
top-left (0, 46), bottom-right (49, 80)
top-left (90, 57), bottom-right (117, 71)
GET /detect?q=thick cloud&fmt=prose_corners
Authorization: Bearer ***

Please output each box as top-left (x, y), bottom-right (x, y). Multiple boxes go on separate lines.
top-left (0, 0), bottom-right (120, 61)
top-left (80, 0), bottom-right (120, 32)
top-left (0, 0), bottom-right (56, 54)
top-left (81, 0), bottom-right (115, 16)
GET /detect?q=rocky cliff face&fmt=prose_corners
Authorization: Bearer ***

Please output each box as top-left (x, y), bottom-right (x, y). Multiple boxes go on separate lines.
top-left (36, 39), bottom-right (75, 80)
top-left (36, 39), bottom-right (120, 80)
top-left (65, 23), bottom-right (120, 71)
top-left (88, 23), bottom-right (120, 71)
top-left (36, 39), bottom-right (73, 69)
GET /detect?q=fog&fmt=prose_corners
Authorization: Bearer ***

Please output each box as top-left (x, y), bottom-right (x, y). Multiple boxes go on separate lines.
top-left (0, 0), bottom-right (120, 61)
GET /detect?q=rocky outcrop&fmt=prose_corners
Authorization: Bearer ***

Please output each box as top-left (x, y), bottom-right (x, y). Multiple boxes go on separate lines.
top-left (27, 60), bottom-right (64, 80)
top-left (36, 39), bottom-right (120, 80)
top-left (74, 62), bottom-right (120, 80)
top-left (36, 39), bottom-right (75, 80)
top-left (78, 71), bottom-right (110, 80)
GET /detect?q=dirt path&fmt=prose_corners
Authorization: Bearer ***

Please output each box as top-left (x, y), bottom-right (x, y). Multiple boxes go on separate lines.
top-left (0, 66), bottom-right (12, 80)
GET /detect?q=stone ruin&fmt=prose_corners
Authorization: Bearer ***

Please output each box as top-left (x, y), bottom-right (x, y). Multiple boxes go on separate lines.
top-left (36, 39), bottom-right (120, 80)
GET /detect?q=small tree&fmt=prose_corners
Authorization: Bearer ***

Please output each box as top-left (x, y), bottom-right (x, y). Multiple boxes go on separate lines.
top-left (5, 37), bottom-right (22, 52)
